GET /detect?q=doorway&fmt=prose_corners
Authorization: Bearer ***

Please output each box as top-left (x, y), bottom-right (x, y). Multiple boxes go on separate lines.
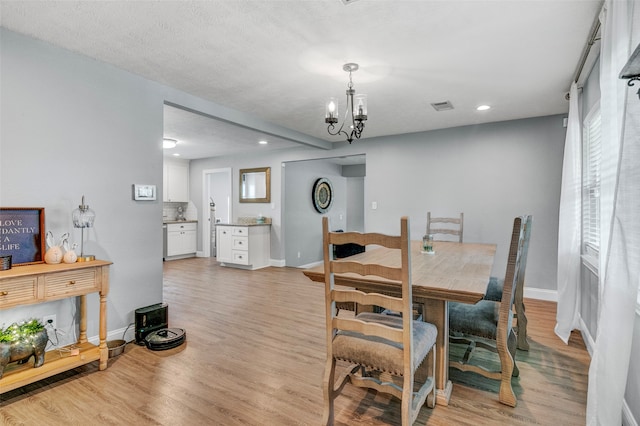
top-left (202, 168), bottom-right (232, 257)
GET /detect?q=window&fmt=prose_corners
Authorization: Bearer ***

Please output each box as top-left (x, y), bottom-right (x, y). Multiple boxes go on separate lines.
top-left (582, 103), bottom-right (601, 261)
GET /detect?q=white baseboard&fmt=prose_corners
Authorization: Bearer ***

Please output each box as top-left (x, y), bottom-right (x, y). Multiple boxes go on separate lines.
top-left (88, 324), bottom-right (136, 346)
top-left (270, 258), bottom-right (286, 267)
top-left (524, 287), bottom-right (557, 302)
top-left (578, 315), bottom-right (596, 357)
top-left (297, 260), bottom-right (323, 269)
top-left (623, 399), bottom-right (639, 426)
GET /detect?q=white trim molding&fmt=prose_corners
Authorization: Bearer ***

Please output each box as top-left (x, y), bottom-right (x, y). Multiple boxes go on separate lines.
top-left (524, 287), bottom-right (558, 302)
top-left (578, 315), bottom-right (596, 357)
top-left (623, 399), bottom-right (639, 426)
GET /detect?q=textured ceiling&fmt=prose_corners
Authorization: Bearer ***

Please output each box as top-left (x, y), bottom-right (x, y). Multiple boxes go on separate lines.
top-left (0, 0), bottom-right (602, 159)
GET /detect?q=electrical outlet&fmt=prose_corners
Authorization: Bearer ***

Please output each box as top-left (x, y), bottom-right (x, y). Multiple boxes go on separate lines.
top-left (43, 314), bottom-right (56, 330)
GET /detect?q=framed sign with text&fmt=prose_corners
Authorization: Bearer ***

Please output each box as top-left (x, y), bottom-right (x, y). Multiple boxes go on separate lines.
top-left (0, 208), bottom-right (46, 265)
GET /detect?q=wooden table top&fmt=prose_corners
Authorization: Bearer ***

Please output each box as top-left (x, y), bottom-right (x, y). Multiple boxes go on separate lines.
top-left (303, 240), bottom-right (496, 304)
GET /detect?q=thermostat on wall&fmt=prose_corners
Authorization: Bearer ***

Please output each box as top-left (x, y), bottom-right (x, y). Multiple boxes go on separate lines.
top-left (133, 184), bottom-right (156, 201)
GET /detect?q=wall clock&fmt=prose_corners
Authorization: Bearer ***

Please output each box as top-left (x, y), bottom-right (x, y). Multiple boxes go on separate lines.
top-left (312, 178), bottom-right (334, 213)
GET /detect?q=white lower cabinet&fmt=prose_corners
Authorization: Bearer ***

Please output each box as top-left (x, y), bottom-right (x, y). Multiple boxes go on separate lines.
top-left (216, 225), bottom-right (270, 270)
top-left (166, 222), bottom-right (197, 257)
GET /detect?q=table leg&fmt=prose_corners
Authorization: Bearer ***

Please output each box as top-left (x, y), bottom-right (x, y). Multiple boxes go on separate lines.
top-left (99, 290), bottom-right (108, 370)
top-left (421, 298), bottom-right (453, 406)
top-left (78, 295), bottom-right (87, 343)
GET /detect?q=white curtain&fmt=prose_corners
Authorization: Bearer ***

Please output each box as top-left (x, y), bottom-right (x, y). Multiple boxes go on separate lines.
top-left (555, 81), bottom-right (583, 344)
top-left (587, 1), bottom-right (639, 425)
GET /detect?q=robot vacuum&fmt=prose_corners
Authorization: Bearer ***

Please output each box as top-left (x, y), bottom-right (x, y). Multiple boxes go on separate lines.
top-left (144, 328), bottom-right (186, 351)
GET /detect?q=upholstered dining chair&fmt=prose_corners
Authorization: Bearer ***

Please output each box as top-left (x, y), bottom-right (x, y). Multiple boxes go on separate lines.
top-left (484, 215), bottom-right (532, 350)
top-left (426, 212), bottom-right (464, 242)
top-left (448, 215), bottom-right (530, 407)
top-left (321, 216), bottom-right (437, 426)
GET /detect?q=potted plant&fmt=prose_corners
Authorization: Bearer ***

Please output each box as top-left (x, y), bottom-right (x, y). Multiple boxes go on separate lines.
top-left (0, 319), bottom-right (48, 379)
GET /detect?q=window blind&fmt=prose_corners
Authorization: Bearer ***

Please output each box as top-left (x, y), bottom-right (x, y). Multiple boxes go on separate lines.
top-left (582, 105), bottom-right (601, 257)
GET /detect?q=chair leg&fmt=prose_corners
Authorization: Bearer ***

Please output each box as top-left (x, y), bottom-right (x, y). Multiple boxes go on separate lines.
top-left (514, 284), bottom-right (529, 351)
top-left (322, 357), bottom-right (336, 425)
top-left (507, 330), bottom-right (519, 378)
top-left (515, 299), bottom-right (529, 351)
top-left (401, 384), bottom-right (411, 426)
top-left (497, 335), bottom-right (517, 407)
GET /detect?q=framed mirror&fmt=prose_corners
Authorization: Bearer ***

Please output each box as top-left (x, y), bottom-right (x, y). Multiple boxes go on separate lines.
top-left (239, 167), bottom-right (271, 203)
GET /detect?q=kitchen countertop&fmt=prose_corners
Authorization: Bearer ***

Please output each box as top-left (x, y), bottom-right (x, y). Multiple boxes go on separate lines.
top-left (216, 223), bottom-right (270, 227)
top-left (163, 220), bottom-right (198, 224)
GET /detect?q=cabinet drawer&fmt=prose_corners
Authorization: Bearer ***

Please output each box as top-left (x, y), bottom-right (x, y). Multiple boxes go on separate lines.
top-left (232, 236), bottom-right (248, 251)
top-left (232, 226), bottom-right (248, 236)
top-left (232, 250), bottom-right (249, 265)
top-left (0, 276), bottom-right (38, 307)
top-left (167, 222), bottom-right (197, 232)
top-left (44, 269), bottom-right (98, 298)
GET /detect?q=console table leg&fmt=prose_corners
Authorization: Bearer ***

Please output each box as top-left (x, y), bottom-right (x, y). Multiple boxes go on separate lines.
top-left (78, 295), bottom-right (87, 343)
top-left (99, 291), bottom-right (108, 370)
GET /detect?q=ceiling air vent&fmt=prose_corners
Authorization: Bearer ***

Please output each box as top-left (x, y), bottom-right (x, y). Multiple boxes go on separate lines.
top-left (341, 0), bottom-right (361, 4)
top-left (431, 101), bottom-right (454, 111)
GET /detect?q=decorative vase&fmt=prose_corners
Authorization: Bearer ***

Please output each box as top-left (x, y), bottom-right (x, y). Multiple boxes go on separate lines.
top-left (0, 329), bottom-right (48, 379)
top-left (45, 246), bottom-right (63, 264)
top-left (63, 249), bottom-right (78, 263)
top-left (44, 231), bottom-right (63, 264)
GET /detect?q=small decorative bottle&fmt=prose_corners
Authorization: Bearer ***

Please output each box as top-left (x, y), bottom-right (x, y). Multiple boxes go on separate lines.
top-left (422, 234), bottom-right (434, 253)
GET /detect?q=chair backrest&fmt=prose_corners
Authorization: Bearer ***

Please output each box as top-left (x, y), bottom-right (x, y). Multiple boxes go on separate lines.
top-left (426, 212), bottom-right (464, 242)
top-left (322, 216), bottom-right (413, 375)
top-left (497, 215), bottom-right (530, 341)
top-left (513, 215), bottom-right (532, 302)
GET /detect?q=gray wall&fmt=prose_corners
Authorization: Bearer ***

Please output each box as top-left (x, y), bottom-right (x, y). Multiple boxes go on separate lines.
top-left (1, 29), bottom-right (164, 342)
top-left (283, 159), bottom-right (347, 267)
top-left (346, 177), bottom-right (365, 233)
top-left (191, 114), bottom-right (566, 292)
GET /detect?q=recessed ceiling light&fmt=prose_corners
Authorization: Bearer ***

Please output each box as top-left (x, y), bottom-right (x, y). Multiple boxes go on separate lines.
top-left (259, 140), bottom-right (268, 145)
top-left (163, 138), bottom-right (178, 149)
top-left (172, 153), bottom-right (180, 157)
top-left (476, 105), bottom-right (491, 111)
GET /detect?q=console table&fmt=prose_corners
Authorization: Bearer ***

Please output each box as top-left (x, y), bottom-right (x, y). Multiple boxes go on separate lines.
top-left (0, 260), bottom-right (111, 393)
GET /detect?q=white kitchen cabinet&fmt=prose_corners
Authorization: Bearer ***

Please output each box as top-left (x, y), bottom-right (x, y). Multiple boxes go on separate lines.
top-left (166, 222), bottom-right (197, 258)
top-left (163, 160), bottom-right (189, 202)
top-left (216, 225), bottom-right (270, 270)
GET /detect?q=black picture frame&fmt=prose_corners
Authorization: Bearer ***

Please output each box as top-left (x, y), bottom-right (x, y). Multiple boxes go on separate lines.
top-left (312, 178), bottom-right (334, 213)
top-left (0, 207), bottom-right (46, 265)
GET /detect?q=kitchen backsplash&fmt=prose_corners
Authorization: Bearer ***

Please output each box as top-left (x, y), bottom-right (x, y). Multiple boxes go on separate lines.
top-left (163, 201), bottom-right (198, 222)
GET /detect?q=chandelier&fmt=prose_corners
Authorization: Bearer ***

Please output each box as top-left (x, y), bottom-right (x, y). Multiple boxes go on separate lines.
top-left (325, 63), bottom-right (367, 144)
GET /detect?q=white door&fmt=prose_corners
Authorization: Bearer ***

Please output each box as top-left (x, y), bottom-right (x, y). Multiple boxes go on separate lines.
top-left (203, 168), bottom-right (232, 257)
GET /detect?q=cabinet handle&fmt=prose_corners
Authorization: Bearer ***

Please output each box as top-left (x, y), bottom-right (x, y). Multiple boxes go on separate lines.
top-left (0, 291), bottom-right (8, 296)
top-left (67, 280), bottom-right (76, 286)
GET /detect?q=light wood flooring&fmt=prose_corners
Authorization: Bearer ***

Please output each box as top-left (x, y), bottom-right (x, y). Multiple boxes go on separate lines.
top-left (0, 258), bottom-right (590, 425)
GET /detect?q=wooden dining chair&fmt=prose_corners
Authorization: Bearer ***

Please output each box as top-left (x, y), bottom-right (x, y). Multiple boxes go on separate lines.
top-left (483, 215), bottom-right (532, 350)
top-left (448, 215), bottom-right (529, 407)
top-left (426, 212), bottom-right (464, 242)
top-left (322, 216), bottom-right (437, 426)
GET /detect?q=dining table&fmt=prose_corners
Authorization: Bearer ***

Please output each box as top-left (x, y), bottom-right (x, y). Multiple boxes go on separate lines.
top-left (302, 239), bottom-right (497, 406)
